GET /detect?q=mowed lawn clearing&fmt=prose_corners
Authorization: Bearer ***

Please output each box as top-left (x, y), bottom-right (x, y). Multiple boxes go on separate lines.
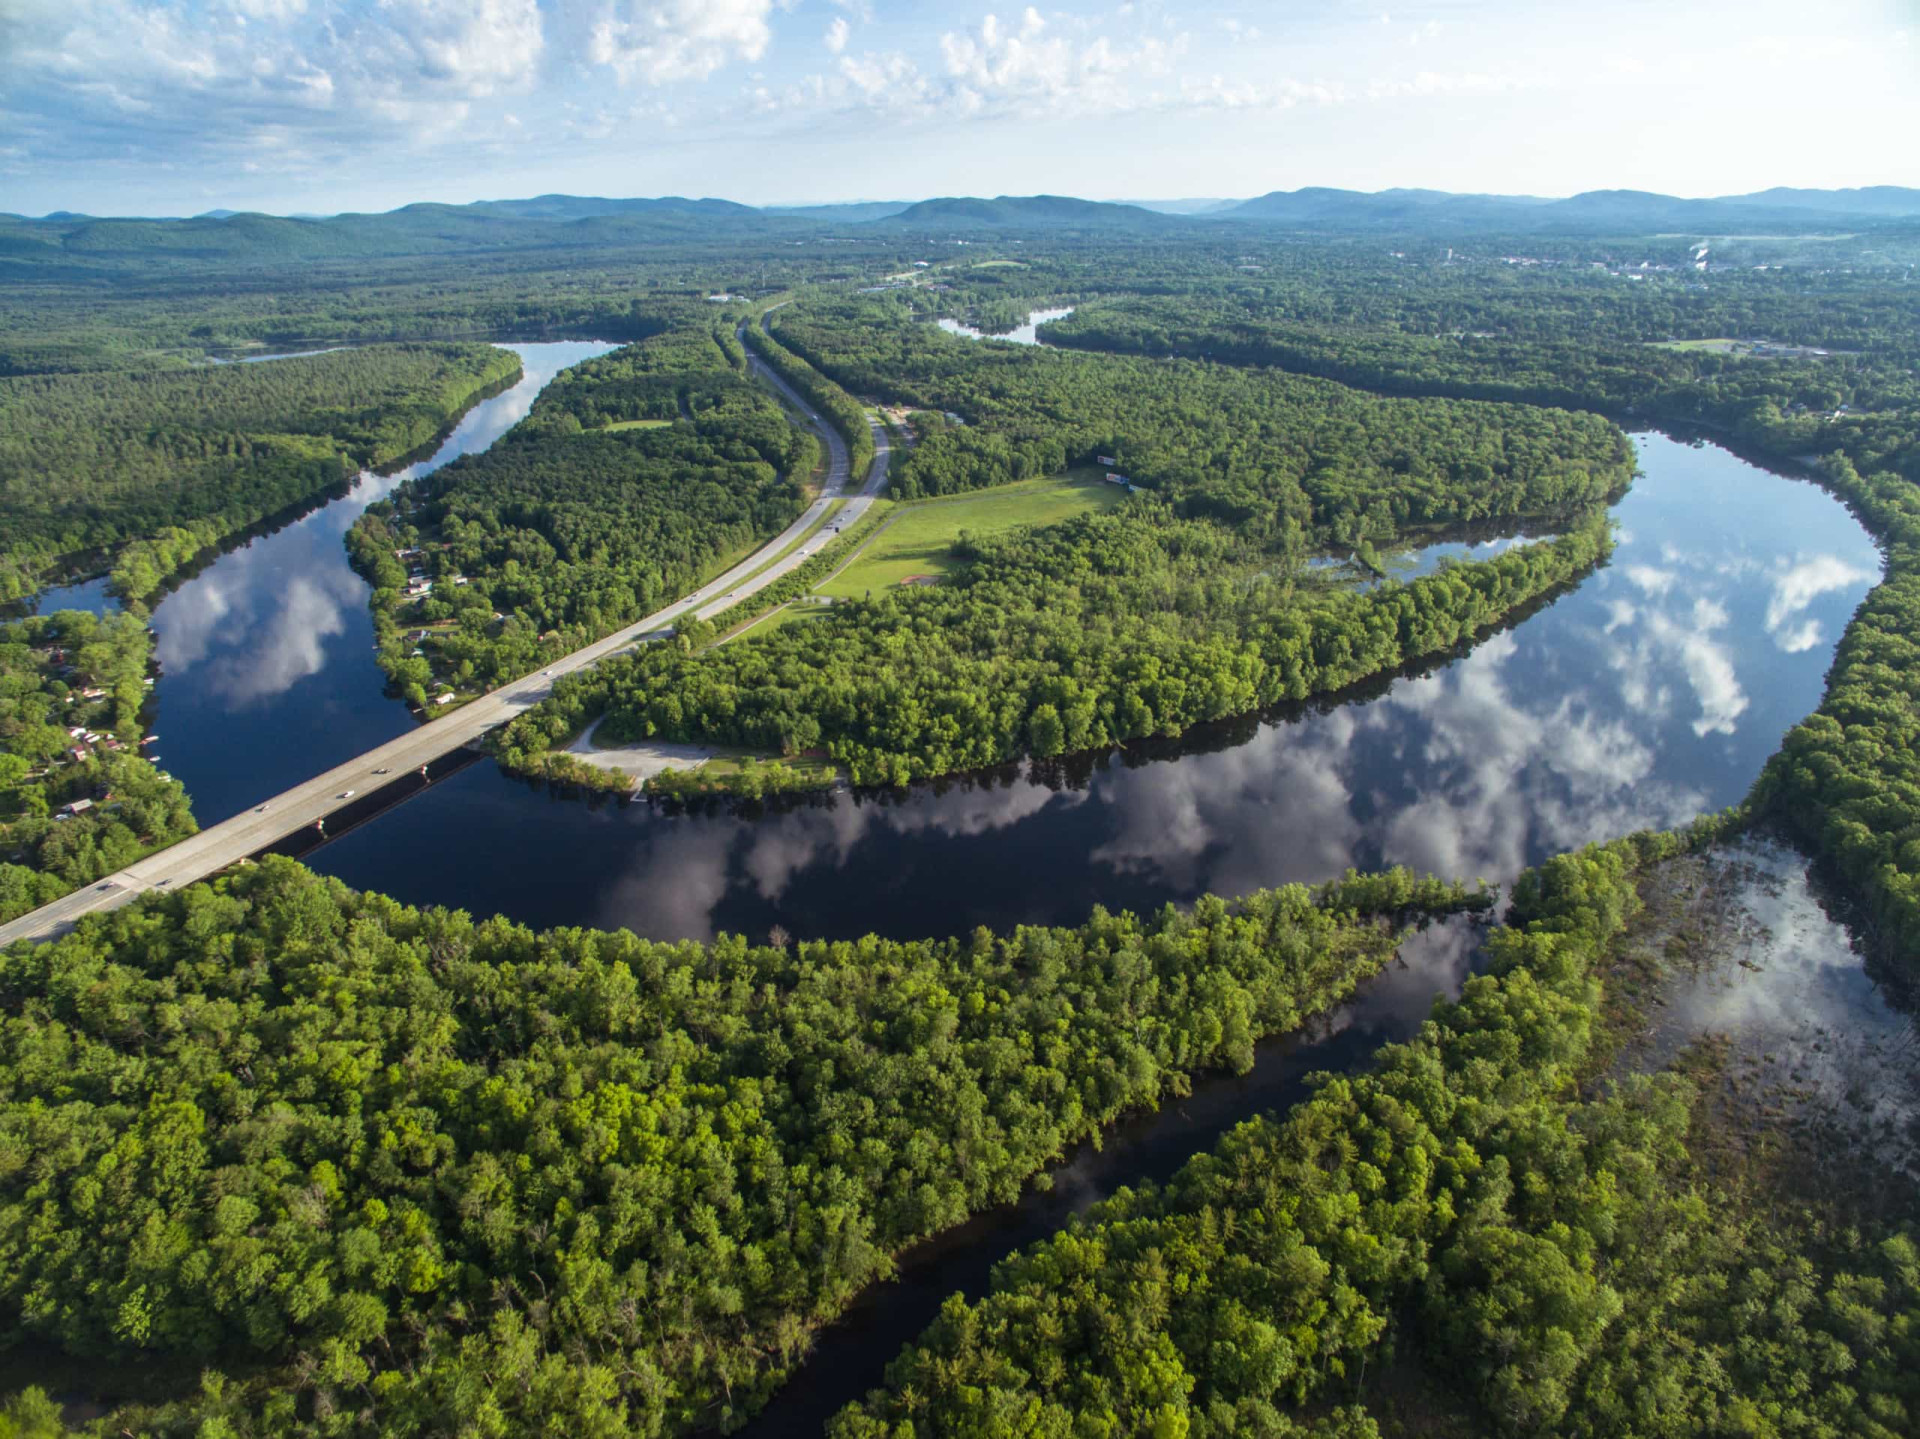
top-left (817, 471), bottom-right (1127, 599)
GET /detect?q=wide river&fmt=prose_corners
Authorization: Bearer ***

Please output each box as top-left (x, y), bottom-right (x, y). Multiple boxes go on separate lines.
top-left (295, 430), bottom-right (1880, 946)
top-left (27, 340), bottom-right (1905, 1429)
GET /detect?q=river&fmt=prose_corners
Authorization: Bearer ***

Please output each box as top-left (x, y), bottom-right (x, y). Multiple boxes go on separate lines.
top-left (21, 364), bottom-right (1905, 1429)
top-left (304, 431), bottom-right (1880, 947)
top-left (937, 305), bottom-right (1074, 345)
top-left (40, 341), bottom-right (616, 824)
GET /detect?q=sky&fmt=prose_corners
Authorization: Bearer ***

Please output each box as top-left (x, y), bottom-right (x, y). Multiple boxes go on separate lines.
top-left (1, 0), bottom-right (1917, 217)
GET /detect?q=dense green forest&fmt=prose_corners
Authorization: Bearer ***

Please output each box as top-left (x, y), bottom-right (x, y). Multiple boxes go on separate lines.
top-left (496, 294), bottom-right (1628, 784)
top-left (0, 344), bottom-right (520, 603)
top-left (0, 856), bottom-right (1478, 1436)
top-left (2, 220), bottom-right (1919, 1439)
top-left (501, 504), bottom-right (1610, 785)
top-left (832, 824), bottom-right (1920, 1438)
top-left (768, 294), bottom-right (1630, 536)
top-left (0, 611), bottom-right (194, 920)
top-left (347, 321), bottom-right (816, 704)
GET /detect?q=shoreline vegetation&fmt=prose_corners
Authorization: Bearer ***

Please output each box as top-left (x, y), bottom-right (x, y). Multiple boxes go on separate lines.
top-left (0, 854), bottom-right (1487, 1436)
top-left (346, 314), bottom-right (816, 714)
top-left (1, 344), bottom-right (523, 610)
top-left (494, 295), bottom-right (1628, 791)
top-left (2, 225), bottom-right (1917, 1436)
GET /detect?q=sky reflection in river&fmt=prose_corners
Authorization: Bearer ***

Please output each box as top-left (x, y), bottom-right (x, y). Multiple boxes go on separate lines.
top-left (312, 431), bottom-right (1882, 944)
top-left (144, 341), bottom-right (615, 824)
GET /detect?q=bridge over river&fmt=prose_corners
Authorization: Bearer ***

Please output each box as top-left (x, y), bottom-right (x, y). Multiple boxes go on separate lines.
top-left (0, 338), bottom-right (891, 947)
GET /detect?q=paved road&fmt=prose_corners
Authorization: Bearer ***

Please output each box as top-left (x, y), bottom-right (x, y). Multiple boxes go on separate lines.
top-left (0, 339), bottom-right (893, 948)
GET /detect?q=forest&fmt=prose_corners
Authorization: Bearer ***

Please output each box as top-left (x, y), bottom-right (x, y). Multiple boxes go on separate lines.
top-left (0, 610), bottom-right (194, 920)
top-left (348, 320), bottom-right (815, 703)
top-left (0, 344), bottom-right (520, 603)
top-left (500, 504), bottom-right (1611, 785)
top-left (767, 294), bottom-right (1632, 538)
top-left (496, 294), bottom-right (1628, 784)
top-left (1, 220), bottom-right (1918, 1439)
top-left (0, 855), bottom-right (1478, 1436)
top-left (831, 823), bottom-right (1920, 1438)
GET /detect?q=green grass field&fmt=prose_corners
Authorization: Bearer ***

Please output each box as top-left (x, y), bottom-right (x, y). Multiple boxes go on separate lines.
top-left (816, 471), bottom-right (1126, 599)
top-left (1645, 338), bottom-right (1742, 353)
top-left (600, 418), bottom-right (673, 432)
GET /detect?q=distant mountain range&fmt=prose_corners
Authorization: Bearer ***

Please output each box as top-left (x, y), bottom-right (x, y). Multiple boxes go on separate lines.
top-left (1218, 186), bottom-right (1920, 231)
top-left (7, 186), bottom-right (1918, 263)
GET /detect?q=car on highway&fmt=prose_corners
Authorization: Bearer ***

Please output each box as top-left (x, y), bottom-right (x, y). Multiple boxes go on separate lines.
top-left (255, 803), bottom-right (270, 813)
top-left (338, 789), bottom-right (355, 799)
top-left (373, 767), bottom-right (390, 775)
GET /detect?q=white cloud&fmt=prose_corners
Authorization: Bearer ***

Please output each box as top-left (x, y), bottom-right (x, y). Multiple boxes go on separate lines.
top-left (825, 15), bottom-right (849, 54)
top-left (1764, 553), bottom-right (1877, 647)
top-left (583, 0), bottom-right (772, 84)
top-left (387, 0), bottom-right (544, 93)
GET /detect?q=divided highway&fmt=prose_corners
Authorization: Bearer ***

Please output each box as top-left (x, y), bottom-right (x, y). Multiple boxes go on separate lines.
top-left (0, 339), bottom-right (892, 947)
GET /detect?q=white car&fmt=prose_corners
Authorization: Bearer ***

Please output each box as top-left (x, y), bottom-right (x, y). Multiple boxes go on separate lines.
top-left (338, 789), bottom-right (355, 800)
top-left (255, 803), bottom-right (270, 813)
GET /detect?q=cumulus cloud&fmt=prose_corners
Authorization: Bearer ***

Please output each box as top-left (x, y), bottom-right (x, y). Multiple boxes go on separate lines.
top-left (1764, 553), bottom-right (1878, 651)
top-left (582, 0), bottom-right (772, 84)
top-left (825, 15), bottom-right (850, 54)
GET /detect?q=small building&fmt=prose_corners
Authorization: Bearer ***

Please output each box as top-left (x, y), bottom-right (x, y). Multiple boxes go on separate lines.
top-left (59, 798), bottom-right (94, 817)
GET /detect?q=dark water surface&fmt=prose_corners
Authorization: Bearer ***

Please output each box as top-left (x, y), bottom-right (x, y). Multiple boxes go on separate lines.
top-left (310, 432), bottom-right (1880, 944)
top-left (137, 341), bottom-right (614, 824)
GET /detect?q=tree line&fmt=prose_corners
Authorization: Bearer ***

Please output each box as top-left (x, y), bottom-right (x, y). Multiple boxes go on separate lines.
top-left (349, 321), bottom-right (817, 705)
top-left (0, 609), bottom-right (195, 920)
top-left (831, 821), bottom-right (1920, 1438)
top-left (0, 344), bottom-right (521, 603)
top-left (0, 856), bottom-right (1480, 1436)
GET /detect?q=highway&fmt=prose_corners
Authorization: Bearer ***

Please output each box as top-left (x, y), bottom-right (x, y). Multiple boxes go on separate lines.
top-left (0, 336), bottom-right (893, 947)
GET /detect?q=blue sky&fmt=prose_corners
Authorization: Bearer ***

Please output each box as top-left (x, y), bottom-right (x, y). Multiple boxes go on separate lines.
top-left (2, 0), bottom-right (1916, 216)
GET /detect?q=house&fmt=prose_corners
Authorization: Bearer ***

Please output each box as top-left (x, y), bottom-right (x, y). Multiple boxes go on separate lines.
top-left (1097, 454), bottom-right (1118, 467)
top-left (59, 798), bottom-right (94, 817)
